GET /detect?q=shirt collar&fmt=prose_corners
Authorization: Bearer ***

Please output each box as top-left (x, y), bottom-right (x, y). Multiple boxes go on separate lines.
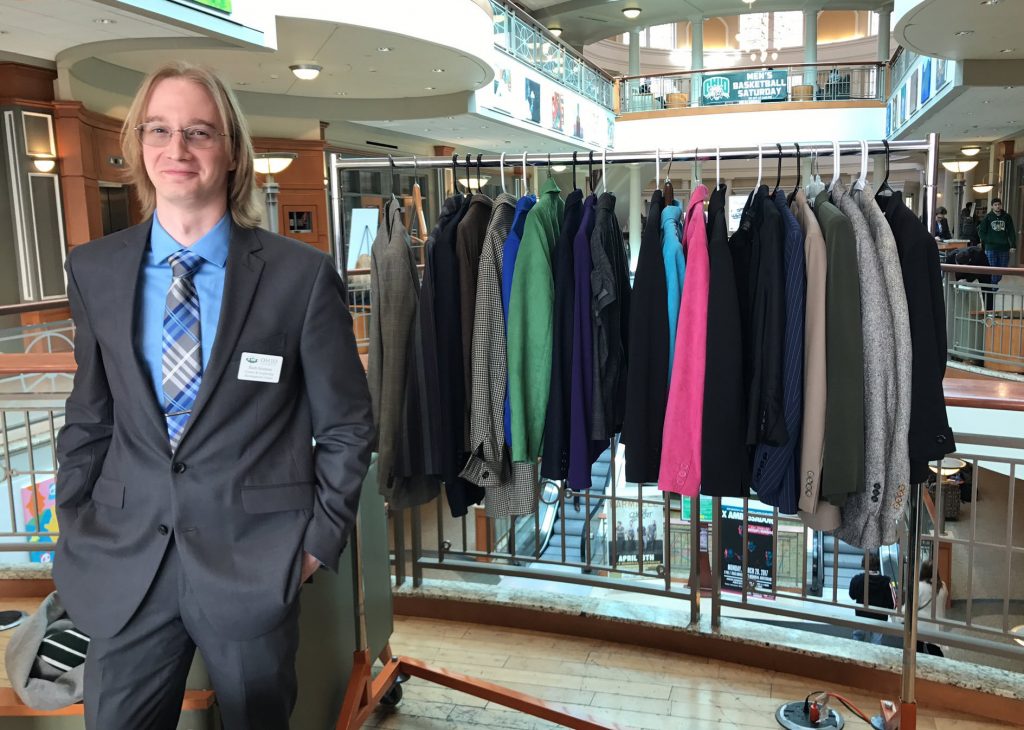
top-left (150, 211), bottom-right (231, 268)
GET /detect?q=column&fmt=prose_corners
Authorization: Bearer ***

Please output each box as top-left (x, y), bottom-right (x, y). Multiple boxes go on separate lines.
top-left (940, 170), bottom-right (955, 232)
top-left (628, 29), bottom-right (641, 107)
top-left (629, 164), bottom-right (642, 273)
top-left (877, 8), bottom-right (891, 63)
top-left (804, 8), bottom-right (818, 88)
top-left (690, 16), bottom-right (703, 107)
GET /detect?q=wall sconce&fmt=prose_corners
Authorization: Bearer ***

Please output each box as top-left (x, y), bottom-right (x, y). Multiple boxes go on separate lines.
top-left (254, 152), bottom-right (298, 232)
top-left (32, 158), bottom-right (56, 173)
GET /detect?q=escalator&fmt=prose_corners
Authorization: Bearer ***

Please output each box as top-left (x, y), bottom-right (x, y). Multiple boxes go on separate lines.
top-left (812, 533), bottom-right (900, 598)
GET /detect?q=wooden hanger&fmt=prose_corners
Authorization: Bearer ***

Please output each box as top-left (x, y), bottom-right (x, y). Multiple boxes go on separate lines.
top-left (411, 155), bottom-right (427, 243)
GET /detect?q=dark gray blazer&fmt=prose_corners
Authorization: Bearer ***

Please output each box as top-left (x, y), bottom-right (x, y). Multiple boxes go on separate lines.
top-left (54, 220), bottom-right (374, 641)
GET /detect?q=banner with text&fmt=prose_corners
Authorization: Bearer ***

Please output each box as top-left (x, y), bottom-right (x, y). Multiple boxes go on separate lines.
top-left (719, 505), bottom-right (774, 596)
top-left (701, 70), bottom-right (789, 106)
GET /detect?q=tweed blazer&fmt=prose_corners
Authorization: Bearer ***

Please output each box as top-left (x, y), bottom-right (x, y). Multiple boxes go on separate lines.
top-left (857, 182), bottom-right (912, 546)
top-left (702, 184), bottom-right (748, 497)
top-left (812, 190), bottom-right (864, 520)
top-left (877, 191), bottom-right (955, 482)
top-left (457, 194), bottom-right (494, 413)
top-left (460, 193), bottom-right (539, 517)
top-left (791, 189), bottom-right (837, 529)
top-left (831, 180), bottom-right (899, 550)
top-left (369, 198), bottom-right (435, 507)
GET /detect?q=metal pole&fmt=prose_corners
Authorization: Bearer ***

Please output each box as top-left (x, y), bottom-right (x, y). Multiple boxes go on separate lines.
top-left (901, 482), bottom-right (923, 706)
top-left (329, 152), bottom-right (343, 275)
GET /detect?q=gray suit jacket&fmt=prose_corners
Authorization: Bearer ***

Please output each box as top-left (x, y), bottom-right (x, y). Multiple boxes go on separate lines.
top-left (54, 220), bottom-right (374, 641)
top-left (369, 198), bottom-right (438, 508)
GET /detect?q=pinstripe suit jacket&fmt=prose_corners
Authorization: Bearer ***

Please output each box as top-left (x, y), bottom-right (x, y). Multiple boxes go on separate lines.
top-left (460, 193), bottom-right (538, 517)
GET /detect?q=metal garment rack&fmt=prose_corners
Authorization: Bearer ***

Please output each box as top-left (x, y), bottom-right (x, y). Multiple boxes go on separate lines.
top-left (328, 133), bottom-right (940, 730)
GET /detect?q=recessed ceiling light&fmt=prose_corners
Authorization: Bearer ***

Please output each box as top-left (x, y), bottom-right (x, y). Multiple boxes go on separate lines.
top-left (1001, 49), bottom-right (1016, 53)
top-left (983, 99), bottom-right (992, 104)
top-left (335, 91), bottom-right (347, 96)
top-left (94, 18), bottom-right (116, 24)
top-left (981, 0), bottom-right (1000, 5)
top-left (621, 7), bottom-right (641, 20)
top-left (433, 68), bottom-right (445, 73)
top-left (954, 30), bottom-right (974, 36)
top-left (236, 81), bottom-right (249, 86)
top-left (368, 68), bottom-right (377, 73)
top-left (424, 86), bottom-right (436, 90)
top-left (289, 64), bottom-right (322, 80)
top-left (447, 116), bottom-right (455, 119)
top-left (270, 74), bottom-right (279, 79)
top-left (504, 140), bottom-right (511, 144)
top-left (378, 46), bottom-right (393, 52)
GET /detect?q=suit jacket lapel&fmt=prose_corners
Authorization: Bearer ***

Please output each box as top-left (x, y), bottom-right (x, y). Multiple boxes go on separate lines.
top-left (174, 224), bottom-right (265, 452)
top-left (115, 221), bottom-right (169, 443)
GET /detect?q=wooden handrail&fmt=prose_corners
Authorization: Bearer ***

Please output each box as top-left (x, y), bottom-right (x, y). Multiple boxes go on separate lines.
top-left (941, 264), bottom-right (1022, 277)
top-left (0, 688), bottom-right (215, 716)
top-left (618, 60), bottom-right (885, 83)
top-left (0, 299), bottom-right (69, 317)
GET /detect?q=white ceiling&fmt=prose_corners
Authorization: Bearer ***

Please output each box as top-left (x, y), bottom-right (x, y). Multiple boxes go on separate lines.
top-left (367, 113), bottom-right (597, 154)
top-left (522, 0), bottom-right (891, 46)
top-left (896, 84), bottom-right (1024, 144)
top-left (896, 0), bottom-right (1024, 61)
top-left (0, 0), bottom-right (200, 61)
top-left (95, 16), bottom-right (491, 100)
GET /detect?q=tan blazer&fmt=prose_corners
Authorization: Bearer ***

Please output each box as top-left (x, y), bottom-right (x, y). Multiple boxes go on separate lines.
top-left (791, 190), bottom-right (839, 531)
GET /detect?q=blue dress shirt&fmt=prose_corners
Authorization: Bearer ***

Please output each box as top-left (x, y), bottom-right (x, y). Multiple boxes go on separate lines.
top-left (661, 200), bottom-right (685, 379)
top-left (501, 194), bottom-right (537, 446)
top-left (138, 212), bottom-right (230, 407)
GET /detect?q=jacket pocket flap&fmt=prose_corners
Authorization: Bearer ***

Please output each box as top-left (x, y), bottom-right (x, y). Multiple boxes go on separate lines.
top-left (91, 477), bottom-right (125, 508)
top-left (241, 482), bottom-right (314, 514)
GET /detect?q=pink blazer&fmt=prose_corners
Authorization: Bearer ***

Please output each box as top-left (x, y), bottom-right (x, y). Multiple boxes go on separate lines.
top-left (659, 185), bottom-right (710, 495)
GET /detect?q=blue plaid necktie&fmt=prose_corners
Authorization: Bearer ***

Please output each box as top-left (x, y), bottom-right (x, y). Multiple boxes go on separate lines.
top-left (162, 250), bottom-right (203, 449)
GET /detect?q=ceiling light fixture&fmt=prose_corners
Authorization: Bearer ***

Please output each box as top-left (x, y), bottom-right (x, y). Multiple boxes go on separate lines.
top-left (973, 182), bottom-right (994, 194)
top-left (741, 0), bottom-right (757, 4)
top-left (424, 86), bottom-right (436, 90)
top-left (335, 91), bottom-right (347, 96)
top-left (981, 0), bottom-right (1000, 5)
top-left (253, 152), bottom-right (298, 176)
top-left (433, 68), bottom-right (445, 73)
top-left (289, 64), bottom-right (322, 80)
top-left (549, 26), bottom-right (563, 37)
top-left (941, 159), bottom-right (980, 174)
top-left (621, 7), bottom-right (641, 20)
top-left (32, 158), bottom-right (56, 173)
top-left (954, 30), bottom-right (974, 36)
top-left (93, 18), bottom-right (116, 24)
top-left (377, 46), bottom-right (393, 52)
top-left (1001, 49), bottom-right (1016, 53)
top-left (961, 145), bottom-right (981, 156)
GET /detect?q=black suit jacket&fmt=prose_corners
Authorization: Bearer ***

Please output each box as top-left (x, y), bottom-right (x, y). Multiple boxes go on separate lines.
top-left (878, 192), bottom-right (955, 482)
top-left (54, 220), bottom-right (374, 641)
top-left (702, 184), bottom-right (748, 496)
top-left (621, 190), bottom-right (666, 483)
top-left (541, 189), bottom-right (584, 480)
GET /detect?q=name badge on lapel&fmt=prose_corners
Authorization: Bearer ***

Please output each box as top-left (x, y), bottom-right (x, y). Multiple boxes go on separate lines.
top-left (238, 352), bottom-right (283, 383)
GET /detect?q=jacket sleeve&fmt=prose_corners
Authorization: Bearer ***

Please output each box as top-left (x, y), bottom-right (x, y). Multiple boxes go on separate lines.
top-left (300, 256), bottom-right (375, 572)
top-left (55, 254), bottom-right (113, 529)
top-left (1009, 216), bottom-right (1017, 247)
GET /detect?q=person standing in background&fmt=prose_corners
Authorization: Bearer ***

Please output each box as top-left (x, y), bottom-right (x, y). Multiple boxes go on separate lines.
top-left (848, 553), bottom-right (896, 644)
top-left (932, 207), bottom-right (952, 241)
top-left (979, 197), bottom-right (1017, 283)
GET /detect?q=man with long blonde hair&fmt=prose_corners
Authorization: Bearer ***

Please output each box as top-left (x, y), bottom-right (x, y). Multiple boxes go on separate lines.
top-left (54, 62), bottom-right (373, 729)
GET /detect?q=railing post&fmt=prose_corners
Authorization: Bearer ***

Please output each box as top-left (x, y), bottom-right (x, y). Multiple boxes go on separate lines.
top-left (900, 481), bottom-right (924, 725)
top-left (613, 78), bottom-right (620, 115)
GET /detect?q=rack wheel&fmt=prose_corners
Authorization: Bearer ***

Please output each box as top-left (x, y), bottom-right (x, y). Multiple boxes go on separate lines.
top-left (380, 682), bottom-right (403, 707)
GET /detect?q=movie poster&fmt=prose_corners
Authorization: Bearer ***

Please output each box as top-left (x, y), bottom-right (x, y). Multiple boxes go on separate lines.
top-left (611, 485), bottom-right (664, 568)
top-left (719, 505), bottom-right (774, 595)
top-left (22, 479), bottom-right (58, 563)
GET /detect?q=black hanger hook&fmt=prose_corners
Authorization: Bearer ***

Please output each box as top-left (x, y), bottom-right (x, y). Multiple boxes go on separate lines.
top-left (465, 153), bottom-right (472, 191)
top-left (774, 143), bottom-right (783, 191)
top-left (452, 154), bottom-right (459, 191)
top-left (588, 150), bottom-right (594, 193)
top-left (572, 151), bottom-right (578, 191)
top-left (388, 154), bottom-right (396, 196)
top-left (476, 153), bottom-right (482, 189)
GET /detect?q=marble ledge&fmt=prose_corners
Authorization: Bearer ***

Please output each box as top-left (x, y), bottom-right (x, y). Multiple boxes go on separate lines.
top-left (392, 578), bottom-right (1024, 703)
top-left (0, 564), bottom-right (53, 581)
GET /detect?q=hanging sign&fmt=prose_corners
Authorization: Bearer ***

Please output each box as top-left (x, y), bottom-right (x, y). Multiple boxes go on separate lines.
top-left (719, 505), bottom-right (774, 596)
top-left (701, 69), bottom-right (789, 106)
top-left (189, 0), bottom-right (232, 11)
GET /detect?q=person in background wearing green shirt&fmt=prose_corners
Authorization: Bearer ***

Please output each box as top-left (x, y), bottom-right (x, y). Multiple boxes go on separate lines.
top-left (979, 198), bottom-right (1017, 284)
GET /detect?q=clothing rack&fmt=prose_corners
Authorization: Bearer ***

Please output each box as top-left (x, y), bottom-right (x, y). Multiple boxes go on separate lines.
top-left (328, 133), bottom-right (940, 730)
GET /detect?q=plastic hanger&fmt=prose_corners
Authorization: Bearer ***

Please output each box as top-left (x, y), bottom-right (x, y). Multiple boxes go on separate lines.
top-left (806, 148), bottom-right (825, 203)
top-left (755, 144), bottom-right (763, 191)
top-left (387, 154), bottom-right (397, 200)
top-left (587, 151), bottom-right (595, 194)
top-left (465, 153), bottom-right (473, 191)
top-left (452, 153), bottom-right (461, 194)
top-left (877, 140), bottom-right (895, 197)
top-left (655, 148), bottom-right (661, 200)
top-left (854, 140), bottom-right (869, 193)
top-left (787, 143), bottom-right (802, 206)
top-left (827, 140), bottom-right (841, 194)
top-left (521, 151), bottom-right (528, 193)
top-left (693, 146), bottom-right (701, 187)
top-left (772, 143), bottom-right (783, 195)
top-left (663, 149), bottom-right (675, 205)
top-left (572, 151), bottom-right (579, 192)
top-left (546, 152), bottom-right (553, 180)
top-left (600, 148), bottom-right (607, 194)
top-left (499, 152), bottom-right (507, 194)
top-left (716, 147), bottom-right (721, 190)
top-left (476, 153), bottom-right (483, 191)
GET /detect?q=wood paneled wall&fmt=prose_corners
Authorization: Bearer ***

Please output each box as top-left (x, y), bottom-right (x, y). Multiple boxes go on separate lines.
top-left (253, 136), bottom-right (330, 253)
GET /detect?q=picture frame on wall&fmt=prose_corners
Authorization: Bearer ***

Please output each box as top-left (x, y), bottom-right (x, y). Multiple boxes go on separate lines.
top-left (908, 70), bottom-right (919, 115)
top-left (935, 58), bottom-right (947, 90)
top-left (899, 84), bottom-right (907, 125)
top-left (921, 59), bottom-right (932, 104)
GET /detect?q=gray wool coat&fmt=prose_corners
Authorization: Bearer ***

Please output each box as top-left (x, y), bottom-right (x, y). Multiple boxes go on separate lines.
top-left (831, 180), bottom-right (910, 549)
top-left (4, 592), bottom-right (84, 710)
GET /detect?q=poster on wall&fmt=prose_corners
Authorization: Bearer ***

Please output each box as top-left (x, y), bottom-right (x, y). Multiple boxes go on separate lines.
top-left (22, 479), bottom-right (58, 563)
top-left (346, 208), bottom-right (378, 271)
top-left (491, 67), bottom-right (514, 116)
top-left (935, 59), bottom-right (948, 90)
top-left (719, 504), bottom-right (774, 596)
top-left (524, 78), bottom-right (541, 124)
top-left (611, 485), bottom-right (664, 568)
top-left (921, 59), bottom-right (932, 104)
top-left (908, 70), bottom-right (919, 115)
top-left (886, 102), bottom-right (892, 136)
top-left (550, 91), bottom-right (565, 132)
top-left (898, 84), bottom-right (907, 125)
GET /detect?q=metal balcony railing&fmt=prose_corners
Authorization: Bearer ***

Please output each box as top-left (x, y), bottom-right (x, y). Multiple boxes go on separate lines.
top-left (616, 61), bottom-right (887, 114)
top-left (943, 264), bottom-right (1024, 375)
top-left (489, 0), bottom-right (615, 110)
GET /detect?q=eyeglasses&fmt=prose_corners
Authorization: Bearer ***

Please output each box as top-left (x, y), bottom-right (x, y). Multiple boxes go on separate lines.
top-left (135, 123), bottom-right (227, 150)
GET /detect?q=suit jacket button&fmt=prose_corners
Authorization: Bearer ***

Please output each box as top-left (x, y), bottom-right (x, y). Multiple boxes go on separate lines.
top-left (936, 435), bottom-right (947, 444)
top-left (482, 470), bottom-right (490, 480)
top-left (172, 462), bottom-right (187, 474)
top-left (157, 524), bottom-right (169, 535)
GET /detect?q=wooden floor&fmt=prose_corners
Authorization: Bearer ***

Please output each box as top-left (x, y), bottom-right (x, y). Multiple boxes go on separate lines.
top-left (366, 616), bottom-right (1018, 730)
